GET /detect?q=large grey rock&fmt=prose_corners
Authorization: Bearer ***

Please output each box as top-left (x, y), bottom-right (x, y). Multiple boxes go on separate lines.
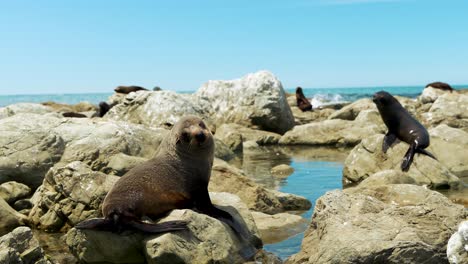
top-left (0, 114), bottom-right (65, 188)
top-left (0, 198), bottom-right (28, 236)
top-left (0, 226), bottom-right (51, 264)
top-left (0, 181), bottom-right (31, 204)
top-left (0, 113), bottom-right (167, 189)
top-left (287, 184), bottom-right (467, 264)
top-left (196, 70), bottom-right (295, 134)
top-left (29, 161), bottom-right (119, 231)
top-left (66, 192), bottom-right (261, 264)
top-left (420, 92), bottom-right (468, 130)
top-left (429, 125), bottom-right (468, 177)
top-left (447, 221), bottom-right (468, 264)
top-left (0, 103), bottom-right (54, 119)
top-left (105, 90), bottom-right (211, 128)
top-left (279, 110), bottom-right (385, 147)
top-left (419, 86), bottom-right (451, 104)
top-left (343, 134), bottom-right (461, 189)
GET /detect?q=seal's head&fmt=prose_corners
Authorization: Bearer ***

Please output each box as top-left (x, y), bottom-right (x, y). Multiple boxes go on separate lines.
top-left (372, 91), bottom-right (399, 108)
top-left (172, 115), bottom-right (214, 157)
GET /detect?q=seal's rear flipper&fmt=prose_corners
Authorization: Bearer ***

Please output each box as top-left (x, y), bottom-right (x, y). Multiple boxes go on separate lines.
top-left (75, 218), bottom-right (114, 231)
top-left (128, 220), bottom-right (188, 233)
top-left (401, 144), bottom-right (416, 172)
top-left (417, 149), bottom-right (437, 160)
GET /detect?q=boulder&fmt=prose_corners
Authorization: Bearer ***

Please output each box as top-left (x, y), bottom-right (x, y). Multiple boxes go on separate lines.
top-left (447, 221), bottom-right (468, 264)
top-left (0, 103), bottom-right (54, 119)
top-left (216, 123), bottom-right (282, 147)
top-left (105, 90), bottom-right (211, 128)
top-left (0, 114), bottom-right (65, 188)
top-left (196, 70), bottom-right (295, 134)
top-left (279, 110), bottom-right (385, 147)
top-left (0, 181), bottom-right (31, 204)
top-left (66, 192), bottom-right (261, 264)
top-left (420, 93), bottom-right (468, 130)
top-left (328, 98), bottom-right (375, 120)
top-left (251, 211), bottom-right (308, 244)
top-left (429, 125), bottom-right (468, 177)
top-left (419, 86), bottom-right (451, 104)
top-left (0, 198), bottom-right (28, 236)
top-left (106, 153), bottom-right (148, 176)
top-left (209, 159), bottom-right (311, 214)
top-left (213, 138), bottom-right (236, 161)
top-left (214, 124), bottom-right (243, 153)
top-left (287, 184), bottom-right (467, 264)
top-left (0, 113), bottom-right (168, 189)
top-left (0, 226), bottom-right (51, 264)
top-left (343, 134), bottom-right (461, 189)
top-left (29, 162), bottom-right (119, 231)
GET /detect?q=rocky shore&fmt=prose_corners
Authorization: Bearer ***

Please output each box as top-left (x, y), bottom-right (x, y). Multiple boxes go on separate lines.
top-left (0, 71), bottom-right (467, 263)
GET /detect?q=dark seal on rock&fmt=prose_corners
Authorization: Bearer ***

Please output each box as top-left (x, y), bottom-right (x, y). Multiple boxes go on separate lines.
top-left (114, 85), bottom-right (148, 94)
top-left (296, 87), bottom-right (312, 112)
top-left (62, 112), bottom-right (87, 118)
top-left (98, 101), bottom-right (116, 117)
top-left (373, 91), bottom-right (437, 171)
top-left (76, 115), bottom-right (259, 257)
top-left (425, 81), bottom-right (453, 92)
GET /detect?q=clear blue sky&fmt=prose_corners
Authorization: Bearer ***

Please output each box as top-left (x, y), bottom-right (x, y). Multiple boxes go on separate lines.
top-left (0, 0), bottom-right (467, 94)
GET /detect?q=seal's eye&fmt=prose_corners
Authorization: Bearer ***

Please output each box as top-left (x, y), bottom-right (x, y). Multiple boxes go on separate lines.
top-left (199, 122), bottom-right (206, 129)
top-left (181, 132), bottom-right (191, 142)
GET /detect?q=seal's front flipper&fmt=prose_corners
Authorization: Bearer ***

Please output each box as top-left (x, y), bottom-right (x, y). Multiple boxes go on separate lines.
top-left (417, 149), bottom-right (437, 161)
top-left (382, 132), bottom-right (398, 153)
top-left (75, 218), bottom-right (114, 231)
top-left (401, 144), bottom-right (416, 172)
top-left (128, 220), bottom-right (187, 233)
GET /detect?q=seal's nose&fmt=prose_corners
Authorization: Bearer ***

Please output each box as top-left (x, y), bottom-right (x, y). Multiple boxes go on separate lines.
top-left (195, 132), bottom-right (206, 143)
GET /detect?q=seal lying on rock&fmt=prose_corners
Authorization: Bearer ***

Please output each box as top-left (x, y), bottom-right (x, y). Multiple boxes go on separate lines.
top-left (114, 85), bottom-right (148, 94)
top-left (373, 91), bottom-right (437, 171)
top-left (425, 81), bottom-right (453, 92)
top-left (296, 87), bottom-right (313, 112)
top-left (76, 116), bottom-right (258, 252)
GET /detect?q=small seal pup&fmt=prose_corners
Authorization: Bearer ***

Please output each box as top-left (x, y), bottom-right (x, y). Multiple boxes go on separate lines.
top-left (373, 91), bottom-right (437, 171)
top-left (76, 115), bottom-right (258, 255)
top-left (296, 87), bottom-right (313, 111)
top-left (114, 85), bottom-right (148, 94)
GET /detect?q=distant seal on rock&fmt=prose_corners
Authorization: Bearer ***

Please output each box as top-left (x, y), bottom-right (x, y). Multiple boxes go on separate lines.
top-left (425, 81), bottom-right (453, 92)
top-left (296, 87), bottom-right (312, 112)
top-left (373, 91), bottom-right (437, 171)
top-left (114, 85), bottom-right (148, 94)
top-left (98, 101), bottom-right (117, 117)
top-left (76, 115), bottom-right (258, 256)
top-left (62, 112), bottom-right (87, 118)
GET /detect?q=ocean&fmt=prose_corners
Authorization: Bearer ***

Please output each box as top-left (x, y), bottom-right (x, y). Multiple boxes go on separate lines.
top-left (2, 85), bottom-right (466, 108)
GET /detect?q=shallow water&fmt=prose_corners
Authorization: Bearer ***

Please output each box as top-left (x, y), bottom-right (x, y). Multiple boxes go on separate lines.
top-left (230, 146), bottom-right (350, 260)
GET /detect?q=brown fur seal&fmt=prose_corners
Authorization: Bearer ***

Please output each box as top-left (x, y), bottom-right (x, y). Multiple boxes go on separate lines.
top-left (425, 81), bottom-right (453, 92)
top-left (296, 87), bottom-right (312, 111)
top-left (373, 91), bottom-right (437, 171)
top-left (114, 85), bottom-right (148, 94)
top-left (76, 116), bottom-right (258, 256)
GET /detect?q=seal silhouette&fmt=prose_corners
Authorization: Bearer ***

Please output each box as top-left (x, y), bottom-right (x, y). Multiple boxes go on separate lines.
top-left (296, 87), bottom-right (312, 112)
top-left (114, 85), bottom-right (148, 94)
top-left (76, 115), bottom-right (258, 255)
top-left (373, 91), bottom-right (437, 171)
